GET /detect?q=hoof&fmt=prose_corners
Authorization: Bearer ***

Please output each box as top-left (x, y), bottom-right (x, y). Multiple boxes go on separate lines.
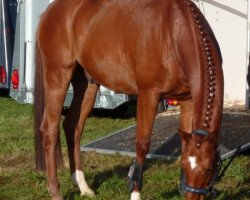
top-left (71, 170), bottom-right (95, 197)
top-left (130, 192), bottom-right (141, 200)
top-left (52, 195), bottom-right (64, 200)
top-left (80, 188), bottom-right (95, 197)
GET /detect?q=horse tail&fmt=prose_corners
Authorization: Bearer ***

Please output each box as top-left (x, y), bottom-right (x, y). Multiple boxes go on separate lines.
top-left (34, 41), bottom-right (46, 170)
top-left (34, 41), bottom-right (63, 171)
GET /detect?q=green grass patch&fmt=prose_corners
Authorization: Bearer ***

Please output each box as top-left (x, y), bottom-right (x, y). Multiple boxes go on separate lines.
top-left (0, 97), bottom-right (249, 200)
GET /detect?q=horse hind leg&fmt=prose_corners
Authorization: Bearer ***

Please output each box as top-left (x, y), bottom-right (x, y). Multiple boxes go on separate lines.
top-left (63, 65), bottom-right (98, 197)
top-left (63, 65), bottom-right (86, 175)
top-left (40, 62), bottom-right (75, 200)
top-left (71, 82), bottom-right (98, 197)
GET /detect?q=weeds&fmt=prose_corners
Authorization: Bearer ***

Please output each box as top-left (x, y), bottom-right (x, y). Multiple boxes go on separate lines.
top-left (0, 97), bottom-right (249, 200)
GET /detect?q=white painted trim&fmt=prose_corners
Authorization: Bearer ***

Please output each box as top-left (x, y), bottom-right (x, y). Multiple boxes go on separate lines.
top-left (195, 0), bottom-right (247, 19)
top-left (1, 0), bottom-right (9, 77)
top-left (24, 0), bottom-right (33, 90)
top-left (246, 0), bottom-right (250, 109)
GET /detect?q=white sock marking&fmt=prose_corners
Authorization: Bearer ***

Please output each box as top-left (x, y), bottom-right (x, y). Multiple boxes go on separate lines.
top-left (188, 156), bottom-right (197, 170)
top-left (130, 192), bottom-right (141, 200)
top-left (72, 170), bottom-right (95, 196)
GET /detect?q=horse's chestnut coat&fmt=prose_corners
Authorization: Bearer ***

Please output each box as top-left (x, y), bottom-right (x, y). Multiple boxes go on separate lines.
top-left (34, 1), bottom-right (224, 200)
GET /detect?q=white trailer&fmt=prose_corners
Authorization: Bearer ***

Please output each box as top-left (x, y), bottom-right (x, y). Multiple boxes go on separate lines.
top-left (10, 0), bottom-right (49, 103)
top-left (10, 0), bottom-right (133, 108)
top-left (194, 0), bottom-right (249, 108)
top-left (9, 0), bottom-right (250, 108)
top-left (0, 0), bottom-right (17, 91)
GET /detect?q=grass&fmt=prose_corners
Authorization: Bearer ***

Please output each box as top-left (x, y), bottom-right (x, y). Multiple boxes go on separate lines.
top-left (0, 96), bottom-right (249, 200)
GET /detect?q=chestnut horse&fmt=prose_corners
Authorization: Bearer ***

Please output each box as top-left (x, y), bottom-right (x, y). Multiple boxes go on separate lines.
top-left (34, 0), bottom-right (224, 200)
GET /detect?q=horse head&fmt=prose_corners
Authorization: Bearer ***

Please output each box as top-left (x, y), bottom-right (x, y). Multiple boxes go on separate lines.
top-left (179, 131), bottom-right (221, 200)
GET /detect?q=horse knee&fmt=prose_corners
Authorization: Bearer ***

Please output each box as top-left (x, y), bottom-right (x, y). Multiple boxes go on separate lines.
top-left (136, 138), bottom-right (150, 148)
top-left (136, 138), bottom-right (151, 157)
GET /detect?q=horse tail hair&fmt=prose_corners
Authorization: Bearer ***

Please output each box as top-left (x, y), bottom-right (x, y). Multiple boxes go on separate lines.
top-left (34, 41), bottom-right (63, 171)
top-left (34, 41), bottom-right (46, 171)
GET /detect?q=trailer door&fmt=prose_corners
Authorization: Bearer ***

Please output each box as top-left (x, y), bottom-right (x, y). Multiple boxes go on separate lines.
top-left (0, 0), bottom-right (17, 90)
top-left (10, 0), bottom-right (51, 103)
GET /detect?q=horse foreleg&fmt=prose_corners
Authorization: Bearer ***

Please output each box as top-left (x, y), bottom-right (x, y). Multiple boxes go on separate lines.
top-left (63, 79), bottom-right (98, 197)
top-left (178, 100), bottom-right (194, 152)
top-left (128, 90), bottom-right (160, 200)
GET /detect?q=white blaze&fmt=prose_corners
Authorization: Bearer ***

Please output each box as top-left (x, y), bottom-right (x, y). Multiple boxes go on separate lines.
top-left (188, 156), bottom-right (197, 170)
top-left (130, 192), bottom-right (141, 200)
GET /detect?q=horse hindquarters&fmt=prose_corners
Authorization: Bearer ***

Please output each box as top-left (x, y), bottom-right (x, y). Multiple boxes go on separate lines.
top-left (34, 38), bottom-right (76, 199)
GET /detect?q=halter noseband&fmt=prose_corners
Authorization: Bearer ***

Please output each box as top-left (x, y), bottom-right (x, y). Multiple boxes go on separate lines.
top-left (180, 129), bottom-right (222, 196)
top-left (180, 149), bottom-right (222, 196)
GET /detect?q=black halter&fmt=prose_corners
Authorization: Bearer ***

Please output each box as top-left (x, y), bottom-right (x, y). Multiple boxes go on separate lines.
top-left (179, 129), bottom-right (242, 196)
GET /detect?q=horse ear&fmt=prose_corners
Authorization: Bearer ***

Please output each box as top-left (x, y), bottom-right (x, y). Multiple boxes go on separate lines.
top-left (207, 134), bottom-right (219, 144)
top-left (178, 130), bottom-right (192, 142)
top-left (178, 130), bottom-right (192, 153)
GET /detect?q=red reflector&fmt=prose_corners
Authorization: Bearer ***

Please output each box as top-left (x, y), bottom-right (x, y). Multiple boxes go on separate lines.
top-left (0, 66), bottom-right (6, 84)
top-left (167, 99), bottom-right (179, 106)
top-left (11, 69), bottom-right (19, 89)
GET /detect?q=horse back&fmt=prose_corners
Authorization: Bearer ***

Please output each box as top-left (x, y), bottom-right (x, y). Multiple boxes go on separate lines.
top-left (38, 0), bottom-right (222, 99)
top-left (73, 0), bottom-right (193, 95)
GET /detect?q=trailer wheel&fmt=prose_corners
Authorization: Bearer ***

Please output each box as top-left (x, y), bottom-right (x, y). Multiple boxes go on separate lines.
top-left (157, 100), bottom-right (168, 113)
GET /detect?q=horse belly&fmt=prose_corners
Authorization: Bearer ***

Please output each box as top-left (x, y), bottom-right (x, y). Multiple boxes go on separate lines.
top-left (80, 59), bottom-right (138, 94)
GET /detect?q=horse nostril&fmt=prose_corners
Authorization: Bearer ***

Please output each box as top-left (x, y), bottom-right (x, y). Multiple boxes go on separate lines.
top-left (205, 168), bottom-right (213, 175)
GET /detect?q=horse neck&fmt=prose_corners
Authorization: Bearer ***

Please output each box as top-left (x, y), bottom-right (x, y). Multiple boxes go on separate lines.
top-left (180, 0), bottom-right (224, 133)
